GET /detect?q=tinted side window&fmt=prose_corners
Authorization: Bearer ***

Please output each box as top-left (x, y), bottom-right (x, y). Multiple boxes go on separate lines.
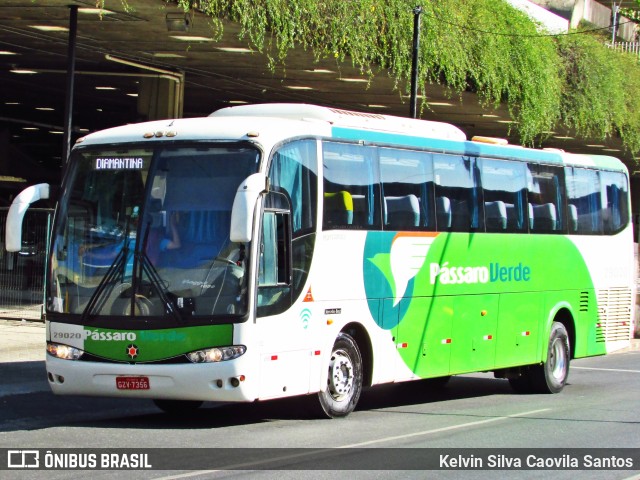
top-left (434, 155), bottom-right (482, 232)
top-left (268, 139), bottom-right (318, 237)
top-left (527, 164), bottom-right (565, 233)
top-left (565, 167), bottom-right (602, 234)
top-left (257, 194), bottom-right (292, 317)
top-left (322, 142), bottom-right (380, 230)
top-left (481, 158), bottom-right (528, 233)
top-left (601, 171), bottom-right (630, 234)
top-left (379, 148), bottom-right (434, 231)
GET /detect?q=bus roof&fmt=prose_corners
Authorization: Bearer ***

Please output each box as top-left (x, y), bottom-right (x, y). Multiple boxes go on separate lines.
top-left (75, 115), bottom-right (331, 149)
top-left (211, 103), bottom-right (468, 142)
top-left (76, 103), bottom-right (627, 174)
top-left (212, 104), bottom-right (627, 172)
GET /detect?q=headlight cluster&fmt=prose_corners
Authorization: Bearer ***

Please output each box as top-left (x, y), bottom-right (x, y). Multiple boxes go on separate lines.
top-left (187, 345), bottom-right (246, 363)
top-left (47, 342), bottom-right (84, 360)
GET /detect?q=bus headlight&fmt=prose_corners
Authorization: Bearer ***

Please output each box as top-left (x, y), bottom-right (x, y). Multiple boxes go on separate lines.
top-left (186, 345), bottom-right (246, 363)
top-left (47, 342), bottom-right (84, 360)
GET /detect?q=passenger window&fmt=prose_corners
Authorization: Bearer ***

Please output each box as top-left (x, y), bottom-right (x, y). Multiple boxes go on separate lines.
top-left (379, 148), bottom-right (434, 230)
top-left (565, 167), bottom-right (602, 234)
top-left (481, 159), bottom-right (528, 233)
top-left (322, 142), bottom-right (380, 230)
top-left (433, 154), bottom-right (482, 232)
top-left (268, 139), bottom-right (318, 236)
top-left (601, 171), bottom-right (629, 234)
top-left (527, 165), bottom-right (565, 233)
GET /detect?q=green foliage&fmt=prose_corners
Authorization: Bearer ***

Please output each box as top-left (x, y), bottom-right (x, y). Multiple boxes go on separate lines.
top-left (425, 1), bottom-right (562, 145)
top-left (557, 33), bottom-right (640, 154)
top-left (175, 0), bottom-right (640, 158)
top-left (620, 7), bottom-right (640, 22)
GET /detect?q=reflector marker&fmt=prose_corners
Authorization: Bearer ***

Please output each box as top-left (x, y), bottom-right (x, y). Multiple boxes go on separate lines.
top-left (521, 331), bottom-right (531, 336)
top-left (441, 338), bottom-right (452, 344)
top-left (270, 355), bottom-right (278, 361)
top-left (483, 334), bottom-right (493, 341)
top-left (396, 342), bottom-right (408, 349)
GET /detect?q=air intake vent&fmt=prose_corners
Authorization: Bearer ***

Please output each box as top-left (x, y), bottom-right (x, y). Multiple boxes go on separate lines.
top-left (595, 288), bottom-right (633, 343)
top-left (579, 291), bottom-right (589, 313)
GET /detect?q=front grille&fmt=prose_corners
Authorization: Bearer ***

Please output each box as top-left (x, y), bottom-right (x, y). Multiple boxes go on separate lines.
top-left (78, 352), bottom-right (190, 364)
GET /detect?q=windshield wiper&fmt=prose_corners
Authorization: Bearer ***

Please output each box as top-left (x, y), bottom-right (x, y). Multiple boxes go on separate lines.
top-left (81, 244), bottom-right (128, 322)
top-left (136, 220), bottom-right (183, 322)
top-left (81, 215), bottom-right (134, 322)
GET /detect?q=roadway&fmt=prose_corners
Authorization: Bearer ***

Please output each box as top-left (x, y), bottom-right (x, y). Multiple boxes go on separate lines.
top-left (0, 320), bottom-right (639, 479)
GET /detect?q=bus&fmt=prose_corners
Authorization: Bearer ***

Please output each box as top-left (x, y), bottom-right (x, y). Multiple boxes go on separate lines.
top-left (6, 103), bottom-right (634, 417)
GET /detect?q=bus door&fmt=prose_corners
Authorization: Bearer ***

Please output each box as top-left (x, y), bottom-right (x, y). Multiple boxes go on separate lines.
top-left (255, 191), bottom-right (312, 400)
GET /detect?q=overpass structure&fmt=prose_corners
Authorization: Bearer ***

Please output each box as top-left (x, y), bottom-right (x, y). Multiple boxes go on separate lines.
top-left (0, 0), bottom-right (638, 189)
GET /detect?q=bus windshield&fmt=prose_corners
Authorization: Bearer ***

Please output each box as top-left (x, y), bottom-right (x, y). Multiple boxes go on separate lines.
top-left (48, 143), bottom-right (260, 323)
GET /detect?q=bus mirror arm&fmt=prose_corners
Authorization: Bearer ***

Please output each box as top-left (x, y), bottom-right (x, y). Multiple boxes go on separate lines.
top-left (230, 173), bottom-right (267, 243)
top-left (5, 183), bottom-right (50, 252)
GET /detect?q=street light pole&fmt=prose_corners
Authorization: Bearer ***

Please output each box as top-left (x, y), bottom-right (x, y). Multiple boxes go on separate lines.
top-left (611, 1), bottom-right (620, 44)
top-left (62, 5), bottom-right (78, 172)
top-left (410, 6), bottom-right (423, 119)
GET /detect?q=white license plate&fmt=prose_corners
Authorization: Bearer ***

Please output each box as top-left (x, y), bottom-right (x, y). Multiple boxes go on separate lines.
top-left (116, 376), bottom-right (150, 390)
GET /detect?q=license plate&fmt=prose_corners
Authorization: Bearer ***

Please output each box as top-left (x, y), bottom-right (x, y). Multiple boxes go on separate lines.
top-left (116, 376), bottom-right (150, 390)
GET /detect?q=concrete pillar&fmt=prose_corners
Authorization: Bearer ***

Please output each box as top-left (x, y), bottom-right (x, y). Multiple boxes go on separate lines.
top-left (570, 0), bottom-right (585, 29)
top-left (137, 76), bottom-right (181, 121)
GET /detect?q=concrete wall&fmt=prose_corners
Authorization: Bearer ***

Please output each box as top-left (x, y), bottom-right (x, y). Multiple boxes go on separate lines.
top-left (528, 0), bottom-right (577, 20)
top-left (506, 0), bottom-right (570, 33)
top-left (531, 0), bottom-right (638, 41)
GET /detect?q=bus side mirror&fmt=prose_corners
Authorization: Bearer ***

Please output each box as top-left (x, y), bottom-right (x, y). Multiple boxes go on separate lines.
top-left (230, 173), bottom-right (267, 243)
top-left (5, 183), bottom-right (50, 252)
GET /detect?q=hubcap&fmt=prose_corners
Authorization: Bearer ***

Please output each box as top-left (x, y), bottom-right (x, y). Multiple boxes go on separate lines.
top-left (328, 349), bottom-right (354, 401)
top-left (549, 338), bottom-right (567, 381)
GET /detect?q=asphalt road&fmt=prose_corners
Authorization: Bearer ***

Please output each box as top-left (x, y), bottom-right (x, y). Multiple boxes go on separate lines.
top-left (0, 348), bottom-right (639, 480)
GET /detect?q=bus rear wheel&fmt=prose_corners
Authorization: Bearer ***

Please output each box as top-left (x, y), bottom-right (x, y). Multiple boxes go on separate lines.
top-left (509, 321), bottom-right (570, 394)
top-left (317, 333), bottom-right (363, 418)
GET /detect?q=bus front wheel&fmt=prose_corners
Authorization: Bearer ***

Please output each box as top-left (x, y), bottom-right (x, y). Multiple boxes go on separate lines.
top-left (317, 333), bottom-right (363, 418)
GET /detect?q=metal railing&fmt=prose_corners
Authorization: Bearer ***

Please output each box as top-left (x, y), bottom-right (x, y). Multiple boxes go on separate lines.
top-left (606, 41), bottom-right (640, 57)
top-left (0, 208), bottom-right (53, 320)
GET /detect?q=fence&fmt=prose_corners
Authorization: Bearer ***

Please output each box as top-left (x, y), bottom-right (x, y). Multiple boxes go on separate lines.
top-left (606, 41), bottom-right (640, 57)
top-left (0, 207), bottom-right (53, 320)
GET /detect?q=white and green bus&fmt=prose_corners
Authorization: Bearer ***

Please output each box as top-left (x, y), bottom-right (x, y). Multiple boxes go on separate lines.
top-left (6, 103), bottom-right (634, 417)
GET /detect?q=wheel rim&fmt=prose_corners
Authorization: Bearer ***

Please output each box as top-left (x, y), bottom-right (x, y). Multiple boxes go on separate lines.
top-left (327, 349), bottom-right (354, 401)
top-left (549, 338), bottom-right (567, 381)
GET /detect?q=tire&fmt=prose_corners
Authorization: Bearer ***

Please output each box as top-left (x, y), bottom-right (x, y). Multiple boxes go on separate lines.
top-left (317, 333), bottom-right (363, 418)
top-left (153, 399), bottom-right (203, 415)
top-left (532, 321), bottom-right (570, 393)
top-left (509, 322), bottom-right (570, 394)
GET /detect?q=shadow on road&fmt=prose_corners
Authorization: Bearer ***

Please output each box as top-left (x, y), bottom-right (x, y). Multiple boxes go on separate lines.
top-left (0, 372), bottom-right (516, 433)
